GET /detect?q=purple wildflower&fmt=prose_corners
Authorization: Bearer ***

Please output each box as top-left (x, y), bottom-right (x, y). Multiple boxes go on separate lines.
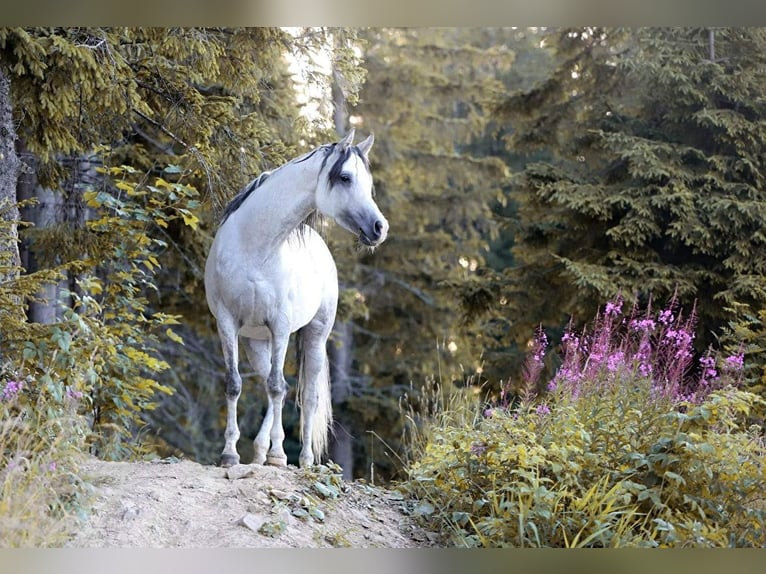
top-left (638, 363), bottom-right (653, 377)
top-left (605, 298), bottom-right (623, 317)
top-left (523, 327), bottom-right (549, 388)
top-left (606, 351), bottom-right (625, 373)
top-left (636, 338), bottom-right (653, 378)
top-left (535, 403), bottom-right (551, 416)
top-left (553, 366), bottom-right (582, 389)
top-left (664, 328), bottom-right (694, 360)
top-left (723, 353), bottom-right (744, 372)
top-left (699, 355), bottom-right (717, 381)
top-left (546, 380), bottom-right (557, 393)
top-left (630, 318), bottom-right (656, 333)
top-left (532, 329), bottom-right (548, 363)
top-left (1, 380), bottom-right (24, 401)
top-left (561, 331), bottom-right (582, 351)
top-left (658, 309), bottom-right (675, 326)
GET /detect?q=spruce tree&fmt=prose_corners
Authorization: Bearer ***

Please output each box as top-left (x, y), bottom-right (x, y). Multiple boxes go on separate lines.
top-left (489, 27), bottom-right (766, 355)
top-left (331, 28), bottom-right (513, 479)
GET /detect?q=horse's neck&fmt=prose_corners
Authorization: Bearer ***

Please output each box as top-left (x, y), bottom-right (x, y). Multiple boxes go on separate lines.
top-left (229, 165), bottom-right (316, 253)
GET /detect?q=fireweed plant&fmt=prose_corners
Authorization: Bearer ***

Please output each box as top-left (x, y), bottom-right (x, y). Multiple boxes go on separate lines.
top-left (543, 296), bottom-right (744, 406)
top-left (404, 297), bottom-right (765, 547)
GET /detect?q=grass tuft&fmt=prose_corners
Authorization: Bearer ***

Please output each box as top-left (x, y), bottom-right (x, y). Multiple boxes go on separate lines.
top-left (0, 367), bottom-right (92, 547)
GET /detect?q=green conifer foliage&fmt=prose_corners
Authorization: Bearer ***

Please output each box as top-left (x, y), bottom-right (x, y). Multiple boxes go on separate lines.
top-left (0, 65), bottom-right (22, 310)
top-left (0, 27), bottom-right (319, 458)
top-left (333, 28), bottom-right (513, 479)
top-left (494, 28), bottom-right (766, 352)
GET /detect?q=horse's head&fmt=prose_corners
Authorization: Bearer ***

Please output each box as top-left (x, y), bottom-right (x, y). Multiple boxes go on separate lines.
top-left (315, 129), bottom-right (389, 248)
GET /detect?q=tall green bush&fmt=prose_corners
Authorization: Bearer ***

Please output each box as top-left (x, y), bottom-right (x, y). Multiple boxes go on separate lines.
top-left (1, 161), bottom-right (195, 458)
top-left (403, 299), bottom-right (765, 547)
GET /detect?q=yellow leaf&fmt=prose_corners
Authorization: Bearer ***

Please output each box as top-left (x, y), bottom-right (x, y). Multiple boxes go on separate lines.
top-left (166, 328), bottom-right (184, 345)
top-left (154, 217), bottom-right (169, 228)
top-left (155, 177), bottom-right (173, 189)
top-left (115, 181), bottom-right (134, 192)
top-left (181, 211), bottom-right (199, 229)
top-left (83, 190), bottom-right (101, 208)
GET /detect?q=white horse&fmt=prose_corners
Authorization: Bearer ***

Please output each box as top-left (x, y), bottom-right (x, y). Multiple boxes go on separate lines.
top-left (204, 129), bottom-right (388, 468)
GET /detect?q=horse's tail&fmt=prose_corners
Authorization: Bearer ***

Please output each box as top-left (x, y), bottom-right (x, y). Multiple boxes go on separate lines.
top-left (296, 329), bottom-right (333, 463)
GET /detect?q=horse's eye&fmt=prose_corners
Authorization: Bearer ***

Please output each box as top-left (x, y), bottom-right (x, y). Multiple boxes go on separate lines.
top-left (340, 174), bottom-right (351, 183)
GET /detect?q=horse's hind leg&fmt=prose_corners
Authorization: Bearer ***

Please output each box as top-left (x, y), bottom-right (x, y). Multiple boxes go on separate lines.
top-left (217, 315), bottom-right (242, 467)
top-left (296, 319), bottom-right (334, 468)
top-left (241, 337), bottom-right (273, 465)
top-left (251, 322), bottom-right (291, 467)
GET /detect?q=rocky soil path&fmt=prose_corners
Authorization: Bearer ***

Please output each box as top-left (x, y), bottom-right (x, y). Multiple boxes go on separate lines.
top-left (66, 457), bottom-right (440, 548)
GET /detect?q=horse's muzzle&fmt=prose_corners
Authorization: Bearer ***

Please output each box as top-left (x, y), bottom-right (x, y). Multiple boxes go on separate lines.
top-left (360, 218), bottom-right (388, 246)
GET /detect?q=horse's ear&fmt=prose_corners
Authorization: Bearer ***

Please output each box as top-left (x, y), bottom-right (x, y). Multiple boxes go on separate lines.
top-left (356, 133), bottom-right (374, 158)
top-left (339, 128), bottom-right (356, 150)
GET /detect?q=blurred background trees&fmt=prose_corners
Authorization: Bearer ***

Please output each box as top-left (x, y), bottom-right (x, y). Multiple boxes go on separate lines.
top-left (2, 27), bottom-right (765, 483)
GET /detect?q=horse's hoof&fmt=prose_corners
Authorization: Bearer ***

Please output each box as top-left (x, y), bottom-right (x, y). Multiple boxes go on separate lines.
top-left (266, 454), bottom-right (288, 467)
top-left (220, 453), bottom-right (240, 467)
top-left (298, 456), bottom-right (314, 469)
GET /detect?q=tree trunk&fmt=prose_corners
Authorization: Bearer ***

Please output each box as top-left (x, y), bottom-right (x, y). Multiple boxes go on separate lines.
top-left (0, 65), bottom-right (23, 341)
top-left (328, 52), bottom-right (355, 480)
top-left (329, 320), bottom-right (354, 479)
top-left (17, 146), bottom-right (65, 324)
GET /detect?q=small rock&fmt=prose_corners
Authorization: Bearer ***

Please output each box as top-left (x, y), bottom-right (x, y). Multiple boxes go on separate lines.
top-left (237, 512), bottom-right (265, 533)
top-left (309, 507), bottom-right (325, 522)
top-left (313, 481), bottom-right (339, 499)
top-left (413, 501), bottom-right (435, 516)
top-left (276, 507), bottom-right (293, 525)
top-left (226, 464), bottom-right (256, 480)
top-left (120, 501), bottom-right (140, 521)
top-left (151, 456), bottom-right (181, 464)
top-left (268, 488), bottom-right (299, 502)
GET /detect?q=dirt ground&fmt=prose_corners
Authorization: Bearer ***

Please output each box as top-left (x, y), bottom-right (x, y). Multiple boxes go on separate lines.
top-left (66, 457), bottom-right (441, 548)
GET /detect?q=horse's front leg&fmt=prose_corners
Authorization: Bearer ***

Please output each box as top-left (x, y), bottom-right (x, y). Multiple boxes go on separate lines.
top-left (217, 316), bottom-right (242, 467)
top-left (263, 322), bottom-right (290, 467)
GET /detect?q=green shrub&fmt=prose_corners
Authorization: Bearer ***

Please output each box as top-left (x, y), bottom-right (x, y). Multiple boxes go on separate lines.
top-left (403, 299), bottom-right (766, 547)
top-left (0, 161), bottom-right (199, 544)
top-left (1, 162), bottom-right (196, 458)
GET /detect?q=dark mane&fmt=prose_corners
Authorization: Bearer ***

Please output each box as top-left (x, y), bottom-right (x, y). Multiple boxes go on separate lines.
top-left (220, 171), bottom-right (271, 225)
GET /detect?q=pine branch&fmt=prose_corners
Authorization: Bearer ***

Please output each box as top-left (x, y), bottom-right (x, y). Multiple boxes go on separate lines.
top-left (132, 107), bottom-right (214, 194)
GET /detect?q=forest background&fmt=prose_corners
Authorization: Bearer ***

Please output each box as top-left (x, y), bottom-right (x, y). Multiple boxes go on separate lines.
top-left (2, 27), bottom-right (766, 491)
